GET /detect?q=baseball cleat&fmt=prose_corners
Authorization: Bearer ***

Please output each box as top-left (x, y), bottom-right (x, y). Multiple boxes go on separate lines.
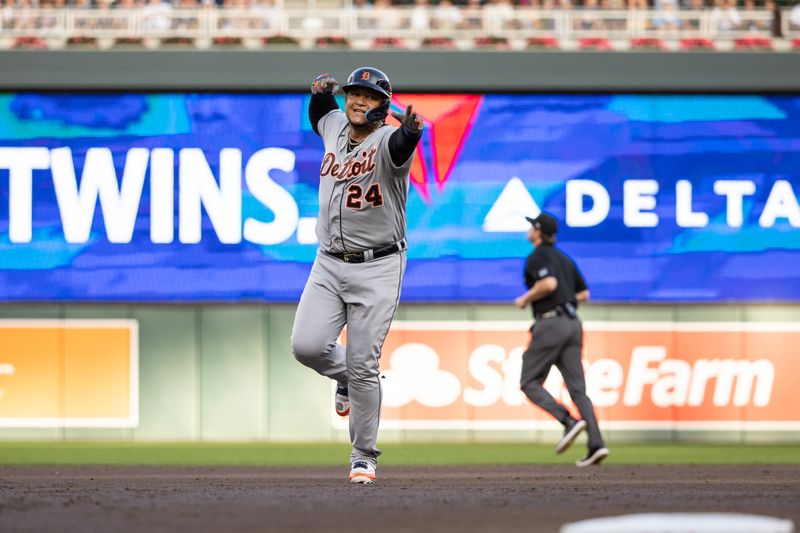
top-left (576, 447), bottom-right (609, 467)
top-left (555, 418), bottom-right (587, 454)
top-left (349, 461), bottom-right (376, 484)
top-left (335, 386), bottom-right (350, 417)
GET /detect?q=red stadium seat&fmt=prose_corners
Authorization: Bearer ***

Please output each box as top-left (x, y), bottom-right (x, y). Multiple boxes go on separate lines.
top-left (315, 35), bottom-right (350, 48)
top-left (473, 36), bottom-right (511, 50)
top-left (213, 36), bottom-right (243, 47)
top-left (630, 37), bottom-right (667, 50)
top-left (371, 36), bottom-right (405, 49)
top-left (13, 36), bottom-right (48, 50)
top-left (791, 38), bottom-right (800, 50)
top-left (66, 36), bottom-right (98, 48)
top-left (526, 36), bottom-right (560, 49)
top-left (679, 37), bottom-right (715, 50)
top-left (733, 36), bottom-right (773, 50)
top-left (421, 36), bottom-right (457, 49)
top-left (578, 37), bottom-right (612, 50)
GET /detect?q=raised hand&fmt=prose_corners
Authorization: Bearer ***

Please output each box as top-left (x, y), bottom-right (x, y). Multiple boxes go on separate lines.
top-left (391, 104), bottom-right (424, 134)
top-left (311, 73), bottom-right (339, 95)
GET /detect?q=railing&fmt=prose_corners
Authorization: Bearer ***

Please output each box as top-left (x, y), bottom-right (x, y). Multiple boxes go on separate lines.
top-left (0, 7), bottom-right (797, 50)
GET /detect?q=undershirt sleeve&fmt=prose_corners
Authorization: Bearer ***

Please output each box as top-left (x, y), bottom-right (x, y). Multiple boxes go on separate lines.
top-left (387, 125), bottom-right (423, 167)
top-left (309, 94), bottom-right (339, 136)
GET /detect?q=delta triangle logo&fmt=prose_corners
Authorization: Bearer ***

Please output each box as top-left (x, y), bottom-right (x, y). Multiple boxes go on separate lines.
top-left (482, 177), bottom-right (541, 232)
top-left (391, 94), bottom-right (483, 202)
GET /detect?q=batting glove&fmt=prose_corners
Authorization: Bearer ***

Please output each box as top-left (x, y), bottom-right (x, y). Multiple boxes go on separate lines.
top-left (311, 73), bottom-right (339, 95)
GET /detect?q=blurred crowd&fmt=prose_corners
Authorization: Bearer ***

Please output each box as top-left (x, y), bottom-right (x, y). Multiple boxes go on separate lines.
top-left (2, 0), bottom-right (799, 37)
top-left (364, 0), bottom-right (797, 34)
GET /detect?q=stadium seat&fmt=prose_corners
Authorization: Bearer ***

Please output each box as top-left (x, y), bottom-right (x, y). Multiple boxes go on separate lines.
top-left (213, 36), bottom-right (244, 47)
top-left (160, 37), bottom-right (196, 47)
top-left (791, 38), bottom-right (800, 50)
top-left (262, 35), bottom-right (301, 47)
top-left (421, 36), bottom-right (457, 49)
top-left (473, 36), bottom-right (511, 50)
top-left (733, 36), bottom-right (772, 50)
top-left (13, 36), bottom-right (48, 50)
top-left (630, 37), bottom-right (667, 50)
top-left (315, 35), bottom-right (350, 48)
top-left (113, 37), bottom-right (145, 48)
top-left (66, 36), bottom-right (98, 48)
top-left (371, 36), bottom-right (405, 49)
top-left (578, 37), bottom-right (612, 50)
top-left (526, 36), bottom-right (560, 50)
top-left (679, 37), bottom-right (715, 50)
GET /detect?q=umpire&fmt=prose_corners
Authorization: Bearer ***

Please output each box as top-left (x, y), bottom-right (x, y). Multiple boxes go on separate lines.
top-left (514, 212), bottom-right (609, 467)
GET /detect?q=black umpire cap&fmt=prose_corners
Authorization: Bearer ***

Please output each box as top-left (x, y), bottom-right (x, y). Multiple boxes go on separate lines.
top-left (525, 212), bottom-right (558, 236)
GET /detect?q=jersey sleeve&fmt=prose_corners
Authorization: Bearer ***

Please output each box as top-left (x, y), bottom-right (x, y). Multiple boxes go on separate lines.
top-left (317, 109), bottom-right (347, 141)
top-left (526, 253), bottom-right (553, 284)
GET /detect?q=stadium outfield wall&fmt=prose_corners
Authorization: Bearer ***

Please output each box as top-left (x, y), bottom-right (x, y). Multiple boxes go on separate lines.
top-left (0, 50), bottom-right (799, 443)
top-left (1, 304), bottom-right (799, 443)
top-left (0, 50), bottom-right (800, 91)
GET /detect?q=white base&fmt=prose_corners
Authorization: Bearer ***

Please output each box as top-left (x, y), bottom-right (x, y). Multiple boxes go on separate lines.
top-left (561, 513), bottom-right (794, 533)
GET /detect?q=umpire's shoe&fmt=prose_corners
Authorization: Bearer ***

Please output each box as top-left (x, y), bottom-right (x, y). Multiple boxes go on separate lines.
top-left (576, 447), bottom-right (609, 467)
top-left (335, 386), bottom-right (350, 417)
top-left (349, 461), bottom-right (376, 484)
top-left (555, 418), bottom-right (587, 454)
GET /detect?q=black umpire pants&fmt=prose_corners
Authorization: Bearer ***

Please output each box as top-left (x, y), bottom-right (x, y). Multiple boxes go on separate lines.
top-left (520, 314), bottom-right (605, 450)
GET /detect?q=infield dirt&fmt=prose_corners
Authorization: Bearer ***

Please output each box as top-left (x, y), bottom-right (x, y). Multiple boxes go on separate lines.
top-left (1, 465), bottom-right (798, 532)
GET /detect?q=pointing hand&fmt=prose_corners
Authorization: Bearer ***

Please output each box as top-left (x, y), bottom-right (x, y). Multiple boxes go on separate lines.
top-left (391, 104), bottom-right (424, 134)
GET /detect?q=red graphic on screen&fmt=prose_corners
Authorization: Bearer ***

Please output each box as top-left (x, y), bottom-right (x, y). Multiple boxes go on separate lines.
top-left (391, 94), bottom-right (483, 201)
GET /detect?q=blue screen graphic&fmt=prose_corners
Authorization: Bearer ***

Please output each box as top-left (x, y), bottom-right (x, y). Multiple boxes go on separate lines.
top-left (0, 93), bottom-right (798, 302)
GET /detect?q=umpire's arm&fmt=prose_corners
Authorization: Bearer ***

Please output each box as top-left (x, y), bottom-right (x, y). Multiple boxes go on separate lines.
top-left (514, 276), bottom-right (557, 309)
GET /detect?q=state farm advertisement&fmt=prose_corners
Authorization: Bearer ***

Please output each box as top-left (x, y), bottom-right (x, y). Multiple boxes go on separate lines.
top-left (357, 321), bottom-right (800, 431)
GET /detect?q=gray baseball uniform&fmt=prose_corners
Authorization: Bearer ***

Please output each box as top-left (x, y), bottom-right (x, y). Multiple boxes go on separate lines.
top-left (291, 108), bottom-right (414, 467)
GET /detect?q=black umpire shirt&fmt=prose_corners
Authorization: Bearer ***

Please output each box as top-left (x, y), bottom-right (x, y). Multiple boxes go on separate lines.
top-left (524, 243), bottom-right (588, 318)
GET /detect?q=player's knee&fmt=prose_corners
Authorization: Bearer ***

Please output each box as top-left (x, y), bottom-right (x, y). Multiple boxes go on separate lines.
top-left (291, 336), bottom-right (326, 366)
top-left (519, 375), bottom-right (541, 392)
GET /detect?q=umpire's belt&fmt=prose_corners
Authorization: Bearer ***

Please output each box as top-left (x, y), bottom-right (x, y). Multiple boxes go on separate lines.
top-left (534, 305), bottom-right (568, 320)
top-left (325, 239), bottom-right (407, 264)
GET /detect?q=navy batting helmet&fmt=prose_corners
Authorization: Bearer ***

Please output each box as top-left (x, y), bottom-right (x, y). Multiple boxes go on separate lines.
top-left (342, 67), bottom-right (392, 122)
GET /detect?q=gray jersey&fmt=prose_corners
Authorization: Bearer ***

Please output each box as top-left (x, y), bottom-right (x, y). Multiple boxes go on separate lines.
top-left (316, 110), bottom-right (413, 253)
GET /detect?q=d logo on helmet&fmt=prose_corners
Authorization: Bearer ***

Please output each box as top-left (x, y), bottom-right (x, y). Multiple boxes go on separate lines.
top-left (361, 72), bottom-right (371, 81)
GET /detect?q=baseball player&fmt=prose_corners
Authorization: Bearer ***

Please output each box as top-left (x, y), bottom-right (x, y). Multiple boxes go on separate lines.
top-left (514, 213), bottom-right (609, 467)
top-left (291, 67), bottom-right (423, 484)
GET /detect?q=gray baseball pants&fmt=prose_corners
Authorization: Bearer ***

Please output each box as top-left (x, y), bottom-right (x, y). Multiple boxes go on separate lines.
top-left (520, 315), bottom-right (605, 449)
top-left (291, 249), bottom-right (406, 466)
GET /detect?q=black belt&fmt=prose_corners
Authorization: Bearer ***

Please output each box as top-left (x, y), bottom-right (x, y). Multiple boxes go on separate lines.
top-left (534, 305), bottom-right (568, 320)
top-left (325, 240), bottom-right (406, 264)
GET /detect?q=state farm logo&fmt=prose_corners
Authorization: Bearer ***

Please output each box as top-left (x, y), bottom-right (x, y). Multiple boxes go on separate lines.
top-left (366, 321), bottom-right (800, 431)
top-left (380, 343), bottom-right (774, 410)
top-left (382, 343), bottom-right (530, 408)
top-left (382, 343), bottom-right (462, 408)
top-left (619, 346), bottom-right (773, 408)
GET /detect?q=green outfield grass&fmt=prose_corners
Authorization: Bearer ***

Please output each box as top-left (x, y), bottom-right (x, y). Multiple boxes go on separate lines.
top-left (0, 442), bottom-right (798, 466)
